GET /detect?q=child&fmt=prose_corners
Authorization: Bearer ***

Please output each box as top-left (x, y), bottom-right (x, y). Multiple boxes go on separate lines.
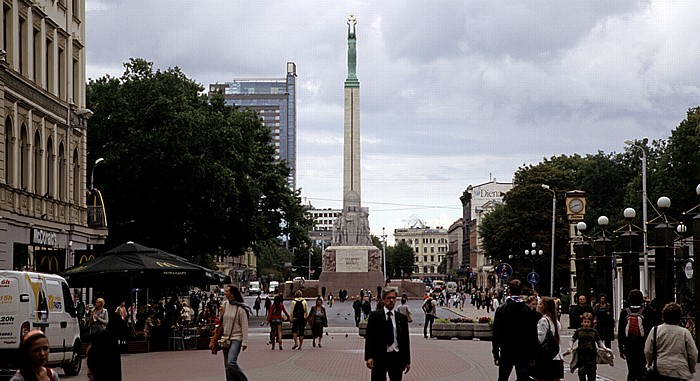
top-left (570, 312), bottom-right (605, 381)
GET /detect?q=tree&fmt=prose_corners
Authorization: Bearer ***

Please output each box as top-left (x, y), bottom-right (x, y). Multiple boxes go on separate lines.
top-left (86, 59), bottom-right (313, 259)
top-left (389, 241), bottom-right (416, 278)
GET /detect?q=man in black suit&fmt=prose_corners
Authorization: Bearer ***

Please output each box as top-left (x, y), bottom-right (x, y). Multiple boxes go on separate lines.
top-left (364, 287), bottom-right (411, 381)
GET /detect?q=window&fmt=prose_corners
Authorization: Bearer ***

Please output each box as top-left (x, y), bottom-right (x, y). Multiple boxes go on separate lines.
top-left (423, 255), bottom-right (427, 262)
top-left (72, 55), bottom-right (79, 103)
top-left (46, 39), bottom-right (54, 93)
top-left (19, 124), bottom-right (27, 189)
top-left (423, 247), bottom-right (427, 253)
top-left (57, 143), bottom-right (65, 200)
top-left (4, 117), bottom-right (12, 185)
top-left (46, 138), bottom-right (53, 197)
top-left (431, 256), bottom-right (435, 262)
top-left (430, 247), bottom-right (435, 253)
top-left (19, 17), bottom-right (27, 75)
top-left (33, 28), bottom-right (40, 83)
top-left (58, 47), bottom-right (65, 99)
top-left (33, 131), bottom-right (41, 194)
top-left (72, 149), bottom-right (79, 204)
top-left (2, 5), bottom-right (11, 58)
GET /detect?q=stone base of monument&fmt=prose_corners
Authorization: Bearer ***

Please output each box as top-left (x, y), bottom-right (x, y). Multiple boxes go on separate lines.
top-left (320, 245), bottom-right (384, 294)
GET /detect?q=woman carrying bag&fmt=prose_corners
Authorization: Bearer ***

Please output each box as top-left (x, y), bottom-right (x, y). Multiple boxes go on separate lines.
top-left (306, 298), bottom-right (328, 348)
top-left (531, 297), bottom-right (564, 381)
top-left (210, 285), bottom-right (250, 381)
top-left (644, 302), bottom-right (697, 381)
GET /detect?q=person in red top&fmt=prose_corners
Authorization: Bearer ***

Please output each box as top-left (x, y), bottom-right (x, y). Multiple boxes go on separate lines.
top-left (266, 295), bottom-right (290, 350)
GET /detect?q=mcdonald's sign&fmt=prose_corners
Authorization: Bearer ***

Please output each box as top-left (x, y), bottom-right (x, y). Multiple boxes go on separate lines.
top-left (156, 261), bottom-right (179, 268)
top-left (36, 250), bottom-right (64, 273)
top-left (73, 250), bottom-right (96, 266)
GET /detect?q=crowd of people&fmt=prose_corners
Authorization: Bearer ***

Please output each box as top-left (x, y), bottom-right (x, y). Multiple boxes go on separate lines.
top-left (492, 278), bottom-right (698, 381)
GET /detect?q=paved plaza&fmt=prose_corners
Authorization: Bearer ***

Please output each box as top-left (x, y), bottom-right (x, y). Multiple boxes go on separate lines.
top-left (50, 294), bottom-right (700, 380)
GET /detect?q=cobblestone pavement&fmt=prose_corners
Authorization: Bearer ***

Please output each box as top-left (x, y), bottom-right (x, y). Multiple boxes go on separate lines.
top-left (53, 295), bottom-right (699, 380)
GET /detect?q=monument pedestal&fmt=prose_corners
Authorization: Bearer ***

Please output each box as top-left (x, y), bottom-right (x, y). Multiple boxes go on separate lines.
top-left (320, 246), bottom-right (385, 294)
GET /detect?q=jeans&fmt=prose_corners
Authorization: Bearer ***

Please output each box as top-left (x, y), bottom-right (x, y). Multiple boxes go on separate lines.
top-left (355, 313), bottom-right (361, 326)
top-left (424, 314), bottom-right (434, 337)
top-left (223, 340), bottom-right (248, 381)
top-left (577, 362), bottom-right (596, 381)
top-left (497, 355), bottom-right (529, 381)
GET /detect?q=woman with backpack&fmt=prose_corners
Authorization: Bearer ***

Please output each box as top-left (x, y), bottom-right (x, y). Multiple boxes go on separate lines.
top-left (266, 295), bottom-right (290, 350)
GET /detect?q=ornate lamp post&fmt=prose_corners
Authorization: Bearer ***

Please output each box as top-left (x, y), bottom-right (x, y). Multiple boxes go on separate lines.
top-left (542, 184), bottom-right (556, 296)
top-left (625, 137), bottom-right (649, 296)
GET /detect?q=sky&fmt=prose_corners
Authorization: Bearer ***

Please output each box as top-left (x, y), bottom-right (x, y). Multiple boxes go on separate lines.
top-left (85, 1), bottom-right (700, 243)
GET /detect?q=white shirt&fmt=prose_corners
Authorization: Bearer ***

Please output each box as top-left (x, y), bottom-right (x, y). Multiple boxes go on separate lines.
top-left (384, 307), bottom-right (399, 352)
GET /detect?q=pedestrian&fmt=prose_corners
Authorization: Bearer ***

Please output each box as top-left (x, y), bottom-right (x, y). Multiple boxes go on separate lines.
top-left (89, 298), bottom-right (109, 337)
top-left (592, 293), bottom-right (614, 349)
top-left (570, 312), bottom-right (606, 381)
top-left (352, 295), bottom-right (363, 326)
top-left (74, 296), bottom-right (86, 328)
top-left (422, 294), bottom-right (436, 338)
top-left (264, 296), bottom-right (271, 317)
top-left (328, 293), bottom-right (334, 307)
top-left (210, 285), bottom-right (250, 381)
top-left (569, 294), bottom-right (593, 329)
top-left (11, 330), bottom-right (60, 381)
top-left (266, 295), bottom-right (290, 350)
top-left (396, 298), bottom-right (413, 324)
top-left (530, 296), bottom-right (564, 381)
top-left (253, 295), bottom-right (261, 317)
top-left (362, 295), bottom-right (372, 320)
top-left (307, 298), bottom-right (328, 348)
top-left (484, 290), bottom-right (493, 313)
top-left (364, 287), bottom-right (411, 381)
top-left (86, 329), bottom-right (121, 381)
top-left (618, 289), bottom-right (655, 381)
top-left (644, 302), bottom-right (698, 380)
top-left (492, 279), bottom-right (539, 381)
top-left (290, 290), bottom-right (308, 350)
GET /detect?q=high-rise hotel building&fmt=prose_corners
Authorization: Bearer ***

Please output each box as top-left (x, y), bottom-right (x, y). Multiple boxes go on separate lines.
top-left (0, 0), bottom-right (107, 271)
top-left (209, 63), bottom-right (297, 189)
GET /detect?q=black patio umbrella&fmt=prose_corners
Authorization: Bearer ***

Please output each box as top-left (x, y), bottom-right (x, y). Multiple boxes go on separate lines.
top-left (59, 241), bottom-right (231, 288)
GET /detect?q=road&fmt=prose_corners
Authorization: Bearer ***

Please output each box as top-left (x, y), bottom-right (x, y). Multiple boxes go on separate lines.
top-left (46, 293), bottom-right (685, 380)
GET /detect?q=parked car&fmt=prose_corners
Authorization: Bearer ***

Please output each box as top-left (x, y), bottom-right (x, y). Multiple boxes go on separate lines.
top-left (247, 281), bottom-right (261, 296)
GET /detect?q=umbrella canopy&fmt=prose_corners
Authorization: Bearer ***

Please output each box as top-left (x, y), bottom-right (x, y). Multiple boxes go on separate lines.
top-left (59, 241), bottom-right (230, 288)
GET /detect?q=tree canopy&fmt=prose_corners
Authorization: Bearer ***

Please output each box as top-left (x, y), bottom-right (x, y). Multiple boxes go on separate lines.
top-left (87, 58), bottom-right (313, 260)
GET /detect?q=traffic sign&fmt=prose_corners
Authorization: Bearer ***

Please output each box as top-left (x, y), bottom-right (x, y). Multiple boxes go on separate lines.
top-left (527, 272), bottom-right (540, 286)
top-left (495, 263), bottom-right (513, 280)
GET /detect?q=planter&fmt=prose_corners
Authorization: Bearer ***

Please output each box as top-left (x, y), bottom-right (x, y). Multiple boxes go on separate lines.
top-left (127, 340), bottom-right (150, 353)
top-left (359, 321), bottom-right (367, 337)
top-left (473, 323), bottom-right (493, 341)
top-left (432, 322), bottom-right (456, 340)
top-left (455, 323), bottom-right (474, 340)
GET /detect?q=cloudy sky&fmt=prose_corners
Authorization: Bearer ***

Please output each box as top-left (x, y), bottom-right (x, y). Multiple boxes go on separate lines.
top-left (85, 1), bottom-right (700, 242)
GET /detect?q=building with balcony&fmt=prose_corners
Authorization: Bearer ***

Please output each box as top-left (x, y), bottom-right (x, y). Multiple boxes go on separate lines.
top-left (394, 225), bottom-right (448, 278)
top-left (208, 62), bottom-right (297, 189)
top-left (0, 0), bottom-right (107, 272)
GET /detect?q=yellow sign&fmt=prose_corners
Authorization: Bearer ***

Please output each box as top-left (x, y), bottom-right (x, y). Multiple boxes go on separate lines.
top-left (156, 261), bottom-right (179, 268)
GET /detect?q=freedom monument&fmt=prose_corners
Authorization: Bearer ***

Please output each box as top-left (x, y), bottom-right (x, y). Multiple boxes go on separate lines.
top-left (319, 15), bottom-right (384, 293)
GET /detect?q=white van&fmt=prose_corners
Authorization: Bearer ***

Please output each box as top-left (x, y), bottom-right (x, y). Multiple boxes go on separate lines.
top-left (0, 271), bottom-right (82, 376)
top-left (268, 281), bottom-right (279, 294)
top-left (247, 281), bottom-right (261, 296)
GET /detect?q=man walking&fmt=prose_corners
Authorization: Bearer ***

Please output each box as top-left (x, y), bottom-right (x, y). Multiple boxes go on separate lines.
top-left (364, 288), bottom-right (411, 381)
top-left (422, 294), bottom-right (436, 338)
top-left (290, 291), bottom-right (308, 350)
top-left (353, 295), bottom-right (363, 327)
top-left (618, 289), bottom-right (655, 381)
top-left (492, 279), bottom-right (538, 381)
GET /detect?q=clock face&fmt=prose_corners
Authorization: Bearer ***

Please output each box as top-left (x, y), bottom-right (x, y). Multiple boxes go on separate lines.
top-left (569, 198), bottom-right (584, 213)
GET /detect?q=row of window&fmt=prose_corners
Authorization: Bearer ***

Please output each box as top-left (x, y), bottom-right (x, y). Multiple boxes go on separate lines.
top-left (415, 255), bottom-right (444, 263)
top-left (3, 116), bottom-right (80, 204)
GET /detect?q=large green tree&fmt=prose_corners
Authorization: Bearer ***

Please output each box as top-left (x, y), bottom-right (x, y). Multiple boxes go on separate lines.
top-left (87, 59), bottom-right (313, 259)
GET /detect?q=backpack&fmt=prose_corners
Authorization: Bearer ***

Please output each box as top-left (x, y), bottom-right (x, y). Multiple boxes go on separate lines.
top-left (625, 307), bottom-right (645, 338)
top-left (293, 300), bottom-right (305, 319)
top-left (422, 299), bottom-right (433, 314)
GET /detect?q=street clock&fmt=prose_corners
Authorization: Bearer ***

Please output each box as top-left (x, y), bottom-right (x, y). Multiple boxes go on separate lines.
top-left (565, 190), bottom-right (586, 220)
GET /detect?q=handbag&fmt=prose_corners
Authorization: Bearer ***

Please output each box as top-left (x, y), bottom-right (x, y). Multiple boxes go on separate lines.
top-left (537, 319), bottom-right (560, 361)
top-left (406, 309), bottom-right (413, 323)
top-left (217, 306), bottom-right (238, 349)
top-left (644, 326), bottom-right (659, 381)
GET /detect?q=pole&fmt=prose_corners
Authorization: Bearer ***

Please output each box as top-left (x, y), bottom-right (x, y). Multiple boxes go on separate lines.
top-left (641, 149), bottom-right (649, 297)
top-left (308, 248), bottom-right (312, 280)
top-left (382, 227), bottom-right (387, 280)
top-left (550, 192), bottom-right (556, 297)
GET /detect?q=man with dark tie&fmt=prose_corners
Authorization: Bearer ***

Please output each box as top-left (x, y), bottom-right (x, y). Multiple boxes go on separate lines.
top-left (364, 287), bottom-right (411, 381)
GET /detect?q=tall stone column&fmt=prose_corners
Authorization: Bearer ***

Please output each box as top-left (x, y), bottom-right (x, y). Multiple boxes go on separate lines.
top-left (619, 231), bottom-right (641, 300)
top-left (594, 236), bottom-right (613, 300)
top-left (573, 242), bottom-right (591, 299)
top-left (654, 223), bottom-right (675, 304)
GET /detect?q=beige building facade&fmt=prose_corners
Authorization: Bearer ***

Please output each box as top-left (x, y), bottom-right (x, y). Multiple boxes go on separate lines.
top-left (394, 226), bottom-right (448, 278)
top-left (0, 0), bottom-right (106, 272)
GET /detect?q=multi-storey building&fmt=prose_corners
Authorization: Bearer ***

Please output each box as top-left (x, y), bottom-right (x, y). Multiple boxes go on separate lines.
top-left (306, 206), bottom-right (339, 248)
top-left (0, 0), bottom-right (107, 272)
top-left (461, 179), bottom-right (512, 289)
top-left (394, 226), bottom-right (448, 278)
top-left (208, 62), bottom-right (297, 189)
top-left (446, 218), bottom-right (463, 274)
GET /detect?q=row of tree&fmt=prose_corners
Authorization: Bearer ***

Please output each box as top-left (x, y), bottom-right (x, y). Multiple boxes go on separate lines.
top-left (86, 59), bottom-right (314, 267)
top-left (479, 107), bottom-right (700, 294)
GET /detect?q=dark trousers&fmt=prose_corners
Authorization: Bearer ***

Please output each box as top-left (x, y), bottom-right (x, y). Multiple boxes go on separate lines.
top-left (371, 352), bottom-right (404, 381)
top-left (497, 355), bottom-right (529, 381)
top-left (424, 314), bottom-right (434, 337)
top-left (625, 340), bottom-right (646, 381)
top-left (577, 362), bottom-right (596, 381)
top-left (355, 312), bottom-right (361, 327)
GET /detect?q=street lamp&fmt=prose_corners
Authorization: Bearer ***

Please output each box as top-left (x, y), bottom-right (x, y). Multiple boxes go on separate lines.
top-left (524, 242), bottom-right (543, 272)
top-left (625, 137), bottom-right (649, 296)
top-left (542, 184), bottom-right (556, 296)
top-left (382, 227), bottom-right (387, 280)
top-left (90, 158), bottom-right (105, 190)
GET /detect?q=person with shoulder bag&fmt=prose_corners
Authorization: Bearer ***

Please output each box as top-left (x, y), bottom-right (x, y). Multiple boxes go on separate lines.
top-left (396, 297), bottom-right (413, 323)
top-left (306, 298), bottom-right (328, 347)
top-left (644, 302), bottom-right (697, 381)
top-left (209, 285), bottom-right (250, 381)
top-left (530, 296), bottom-right (564, 381)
